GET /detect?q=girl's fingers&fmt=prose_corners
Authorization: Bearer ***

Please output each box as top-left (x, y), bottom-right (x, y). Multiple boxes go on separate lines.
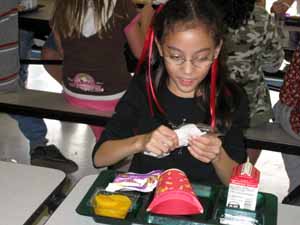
top-left (159, 126), bottom-right (178, 140)
top-left (188, 145), bottom-right (217, 159)
top-left (188, 142), bottom-right (215, 155)
top-left (144, 125), bottom-right (179, 156)
top-left (145, 133), bottom-right (172, 154)
top-left (189, 136), bottom-right (220, 154)
top-left (187, 134), bottom-right (221, 162)
top-left (145, 141), bottom-right (167, 155)
top-left (188, 146), bottom-right (212, 163)
top-left (156, 126), bottom-right (179, 149)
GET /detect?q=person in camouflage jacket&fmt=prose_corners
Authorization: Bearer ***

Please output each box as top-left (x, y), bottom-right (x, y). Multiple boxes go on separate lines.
top-left (225, 3), bottom-right (284, 127)
top-left (216, 0), bottom-right (284, 164)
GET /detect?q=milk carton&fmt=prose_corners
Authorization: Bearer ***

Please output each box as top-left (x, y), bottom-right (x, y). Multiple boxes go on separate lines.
top-left (226, 160), bottom-right (260, 211)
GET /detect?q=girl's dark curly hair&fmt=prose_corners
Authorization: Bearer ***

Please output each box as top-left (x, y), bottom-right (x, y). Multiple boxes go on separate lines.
top-left (148, 0), bottom-right (243, 130)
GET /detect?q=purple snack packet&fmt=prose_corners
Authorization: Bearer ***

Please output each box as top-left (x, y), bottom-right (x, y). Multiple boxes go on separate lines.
top-left (105, 170), bottom-right (162, 192)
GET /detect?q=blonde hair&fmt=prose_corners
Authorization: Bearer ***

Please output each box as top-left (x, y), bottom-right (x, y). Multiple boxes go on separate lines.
top-left (52, 0), bottom-right (122, 39)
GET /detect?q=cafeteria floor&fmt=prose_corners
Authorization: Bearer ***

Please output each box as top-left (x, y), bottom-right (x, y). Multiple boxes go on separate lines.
top-left (0, 65), bottom-right (290, 224)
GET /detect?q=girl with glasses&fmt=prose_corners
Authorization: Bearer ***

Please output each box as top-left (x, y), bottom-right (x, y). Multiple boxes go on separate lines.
top-left (93, 0), bottom-right (249, 185)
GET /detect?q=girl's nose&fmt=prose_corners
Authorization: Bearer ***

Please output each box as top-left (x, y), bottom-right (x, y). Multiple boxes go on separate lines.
top-left (182, 60), bottom-right (193, 74)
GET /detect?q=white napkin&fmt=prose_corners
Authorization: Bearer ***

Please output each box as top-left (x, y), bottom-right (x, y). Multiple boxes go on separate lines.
top-left (175, 124), bottom-right (205, 147)
top-left (143, 123), bottom-right (205, 158)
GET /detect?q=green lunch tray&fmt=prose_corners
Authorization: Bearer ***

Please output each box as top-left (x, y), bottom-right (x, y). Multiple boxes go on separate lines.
top-left (76, 170), bottom-right (278, 225)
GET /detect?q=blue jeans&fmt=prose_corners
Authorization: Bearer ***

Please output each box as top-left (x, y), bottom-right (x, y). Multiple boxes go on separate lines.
top-left (9, 30), bottom-right (48, 152)
top-left (10, 114), bottom-right (48, 152)
top-left (19, 29), bottom-right (34, 83)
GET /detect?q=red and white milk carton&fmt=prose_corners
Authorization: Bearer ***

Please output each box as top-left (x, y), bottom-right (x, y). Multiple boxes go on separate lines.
top-left (226, 161), bottom-right (260, 211)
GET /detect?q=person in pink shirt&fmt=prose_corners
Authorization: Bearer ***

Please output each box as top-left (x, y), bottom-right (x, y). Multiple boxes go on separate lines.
top-left (43, 0), bottom-right (146, 140)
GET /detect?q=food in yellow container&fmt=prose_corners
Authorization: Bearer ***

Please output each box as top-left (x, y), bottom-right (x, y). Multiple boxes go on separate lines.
top-left (93, 193), bottom-right (132, 219)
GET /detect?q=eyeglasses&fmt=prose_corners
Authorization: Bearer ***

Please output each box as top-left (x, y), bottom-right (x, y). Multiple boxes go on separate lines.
top-left (163, 54), bottom-right (213, 68)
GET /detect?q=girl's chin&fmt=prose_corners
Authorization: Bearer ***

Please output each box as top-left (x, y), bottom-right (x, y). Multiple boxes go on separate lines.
top-left (175, 87), bottom-right (195, 98)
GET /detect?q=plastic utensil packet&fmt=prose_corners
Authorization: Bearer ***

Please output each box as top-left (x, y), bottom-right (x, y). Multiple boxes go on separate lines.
top-left (105, 170), bottom-right (162, 192)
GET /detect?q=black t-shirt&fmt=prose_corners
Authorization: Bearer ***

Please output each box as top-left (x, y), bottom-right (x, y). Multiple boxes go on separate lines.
top-left (93, 74), bottom-right (248, 184)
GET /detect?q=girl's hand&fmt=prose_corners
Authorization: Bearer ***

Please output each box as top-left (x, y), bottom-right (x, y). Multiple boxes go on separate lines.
top-left (187, 133), bottom-right (222, 163)
top-left (141, 125), bottom-right (179, 156)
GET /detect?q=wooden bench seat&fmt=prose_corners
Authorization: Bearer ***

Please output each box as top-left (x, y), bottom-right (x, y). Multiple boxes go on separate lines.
top-left (0, 89), bottom-right (299, 155)
top-left (0, 89), bottom-right (113, 126)
top-left (245, 123), bottom-right (300, 155)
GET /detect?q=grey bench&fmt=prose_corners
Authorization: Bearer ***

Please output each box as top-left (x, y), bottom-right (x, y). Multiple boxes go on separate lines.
top-left (245, 123), bottom-right (300, 155)
top-left (0, 89), bottom-right (113, 126)
top-left (0, 89), bottom-right (299, 155)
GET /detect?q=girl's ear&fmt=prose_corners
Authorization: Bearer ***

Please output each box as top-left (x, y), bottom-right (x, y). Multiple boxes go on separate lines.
top-left (214, 40), bottom-right (223, 59)
top-left (155, 37), bottom-right (163, 57)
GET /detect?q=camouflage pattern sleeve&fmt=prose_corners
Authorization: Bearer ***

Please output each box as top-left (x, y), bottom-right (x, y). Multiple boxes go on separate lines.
top-left (258, 8), bottom-right (285, 73)
top-left (224, 5), bottom-right (284, 127)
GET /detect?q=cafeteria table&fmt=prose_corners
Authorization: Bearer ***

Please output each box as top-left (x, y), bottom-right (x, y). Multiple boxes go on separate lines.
top-left (44, 174), bottom-right (300, 225)
top-left (19, 0), bottom-right (54, 39)
top-left (0, 161), bottom-right (65, 225)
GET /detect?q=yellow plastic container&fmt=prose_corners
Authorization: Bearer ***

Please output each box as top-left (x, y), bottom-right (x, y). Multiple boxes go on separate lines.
top-left (93, 194), bottom-right (132, 219)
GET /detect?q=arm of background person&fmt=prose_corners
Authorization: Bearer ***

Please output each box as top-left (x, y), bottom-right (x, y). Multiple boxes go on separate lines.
top-left (125, 3), bottom-right (155, 58)
top-left (41, 31), bottom-right (64, 84)
top-left (271, 0), bottom-right (295, 14)
top-left (261, 14), bottom-right (285, 73)
top-left (52, 31), bottom-right (64, 58)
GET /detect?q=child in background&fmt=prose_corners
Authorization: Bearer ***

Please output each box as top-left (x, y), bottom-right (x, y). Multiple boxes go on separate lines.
top-left (274, 46), bottom-right (300, 204)
top-left (93, 0), bottom-right (249, 185)
top-left (41, 32), bottom-right (62, 84)
top-left (50, 0), bottom-right (143, 140)
top-left (214, 0), bottom-right (284, 164)
top-left (0, 0), bottom-right (77, 173)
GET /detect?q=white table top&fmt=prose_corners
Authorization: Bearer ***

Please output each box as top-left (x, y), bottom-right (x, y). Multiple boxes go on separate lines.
top-left (0, 161), bottom-right (65, 225)
top-left (45, 174), bottom-right (300, 225)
